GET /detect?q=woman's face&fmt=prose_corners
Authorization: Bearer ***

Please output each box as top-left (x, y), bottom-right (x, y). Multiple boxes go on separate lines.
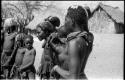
top-left (64, 16), bottom-right (73, 30)
top-left (58, 16), bottom-right (73, 36)
top-left (36, 27), bottom-right (48, 41)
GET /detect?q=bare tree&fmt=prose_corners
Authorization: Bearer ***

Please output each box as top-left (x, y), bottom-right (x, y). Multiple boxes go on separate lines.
top-left (2, 1), bottom-right (45, 32)
top-left (2, 1), bottom-right (62, 33)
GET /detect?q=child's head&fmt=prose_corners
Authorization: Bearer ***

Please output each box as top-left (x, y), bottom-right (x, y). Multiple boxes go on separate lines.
top-left (25, 35), bottom-right (34, 49)
top-left (16, 33), bottom-right (26, 48)
top-left (4, 18), bottom-right (18, 33)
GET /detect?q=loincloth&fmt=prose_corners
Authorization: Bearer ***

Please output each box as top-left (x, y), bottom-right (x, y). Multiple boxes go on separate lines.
top-left (1, 50), bottom-right (12, 66)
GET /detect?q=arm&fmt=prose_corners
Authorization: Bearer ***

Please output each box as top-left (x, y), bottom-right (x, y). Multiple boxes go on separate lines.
top-left (55, 38), bottom-right (81, 79)
top-left (3, 47), bottom-right (18, 66)
top-left (20, 49), bottom-right (36, 71)
top-left (3, 37), bottom-right (18, 66)
top-left (49, 42), bottom-right (66, 54)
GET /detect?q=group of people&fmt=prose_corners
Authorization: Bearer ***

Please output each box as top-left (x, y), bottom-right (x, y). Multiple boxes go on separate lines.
top-left (1, 5), bottom-right (94, 79)
top-left (1, 18), bottom-right (36, 79)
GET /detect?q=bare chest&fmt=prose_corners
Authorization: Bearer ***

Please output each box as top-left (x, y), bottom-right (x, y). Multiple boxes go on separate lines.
top-left (23, 49), bottom-right (33, 59)
top-left (58, 45), bottom-right (69, 63)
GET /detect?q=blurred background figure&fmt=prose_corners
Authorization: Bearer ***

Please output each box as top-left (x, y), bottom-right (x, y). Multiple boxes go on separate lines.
top-left (1, 18), bottom-right (18, 79)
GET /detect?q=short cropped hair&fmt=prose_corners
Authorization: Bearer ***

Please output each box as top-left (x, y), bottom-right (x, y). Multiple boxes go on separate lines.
top-left (37, 21), bottom-right (55, 33)
top-left (66, 5), bottom-right (90, 32)
top-left (25, 35), bottom-right (34, 43)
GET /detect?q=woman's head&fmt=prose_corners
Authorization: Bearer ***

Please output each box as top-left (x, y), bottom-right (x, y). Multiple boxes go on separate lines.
top-left (36, 21), bottom-right (54, 41)
top-left (45, 16), bottom-right (60, 27)
top-left (61, 5), bottom-right (90, 35)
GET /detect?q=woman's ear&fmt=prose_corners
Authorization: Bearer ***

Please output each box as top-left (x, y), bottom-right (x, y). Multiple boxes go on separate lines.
top-left (72, 19), bottom-right (77, 29)
top-left (72, 19), bottom-right (76, 27)
top-left (71, 19), bottom-right (74, 25)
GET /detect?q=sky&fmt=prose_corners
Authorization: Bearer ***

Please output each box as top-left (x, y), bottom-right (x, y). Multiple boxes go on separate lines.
top-left (53, 1), bottom-right (124, 11)
top-left (2, 1), bottom-right (124, 12)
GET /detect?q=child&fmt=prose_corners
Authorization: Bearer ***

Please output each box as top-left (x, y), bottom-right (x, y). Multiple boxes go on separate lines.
top-left (19, 35), bottom-right (36, 79)
top-left (9, 33), bottom-right (26, 79)
top-left (1, 18), bottom-right (18, 78)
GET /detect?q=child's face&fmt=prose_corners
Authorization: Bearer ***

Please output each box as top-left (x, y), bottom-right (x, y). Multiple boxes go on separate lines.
top-left (25, 38), bottom-right (33, 49)
top-left (16, 40), bottom-right (21, 47)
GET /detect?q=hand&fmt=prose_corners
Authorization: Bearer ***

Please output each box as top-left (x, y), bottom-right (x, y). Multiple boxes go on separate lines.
top-left (14, 43), bottom-right (19, 49)
top-left (36, 69), bottom-right (40, 76)
top-left (51, 65), bottom-right (58, 74)
top-left (17, 67), bottom-right (21, 72)
top-left (49, 33), bottom-right (58, 43)
top-left (21, 72), bottom-right (27, 77)
top-left (2, 64), bottom-right (7, 68)
top-left (50, 65), bottom-right (59, 77)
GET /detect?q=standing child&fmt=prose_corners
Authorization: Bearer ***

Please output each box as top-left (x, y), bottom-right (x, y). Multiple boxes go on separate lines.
top-left (9, 33), bottom-right (27, 79)
top-left (1, 18), bottom-right (18, 78)
top-left (19, 35), bottom-right (36, 79)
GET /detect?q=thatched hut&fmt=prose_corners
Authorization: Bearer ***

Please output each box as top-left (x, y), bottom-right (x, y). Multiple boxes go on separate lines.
top-left (89, 3), bottom-right (124, 33)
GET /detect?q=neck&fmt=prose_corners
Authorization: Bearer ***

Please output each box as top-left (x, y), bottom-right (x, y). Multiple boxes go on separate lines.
top-left (27, 46), bottom-right (33, 50)
top-left (72, 24), bottom-right (82, 33)
top-left (73, 28), bottom-right (82, 32)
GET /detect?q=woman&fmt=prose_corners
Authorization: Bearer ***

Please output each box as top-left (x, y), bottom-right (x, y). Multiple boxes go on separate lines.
top-left (50, 5), bottom-right (94, 79)
top-left (36, 16), bottom-right (61, 79)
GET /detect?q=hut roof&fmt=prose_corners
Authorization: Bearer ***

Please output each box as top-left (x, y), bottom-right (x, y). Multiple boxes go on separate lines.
top-left (92, 3), bottom-right (124, 24)
top-left (25, 7), bottom-right (64, 30)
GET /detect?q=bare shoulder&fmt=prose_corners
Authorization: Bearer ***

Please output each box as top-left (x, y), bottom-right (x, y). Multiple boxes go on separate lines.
top-left (69, 37), bottom-right (86, 47)
top-left (18, 47), bottom-right (26, 52)
top-left (31, 48), bottom-right (36, 55)
top-left (32, 48), bottom-right (36, 52)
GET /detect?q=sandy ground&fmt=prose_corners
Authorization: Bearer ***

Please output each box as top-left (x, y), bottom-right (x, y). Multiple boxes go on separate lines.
top-left (33, 34), bottom-right (124, 80)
